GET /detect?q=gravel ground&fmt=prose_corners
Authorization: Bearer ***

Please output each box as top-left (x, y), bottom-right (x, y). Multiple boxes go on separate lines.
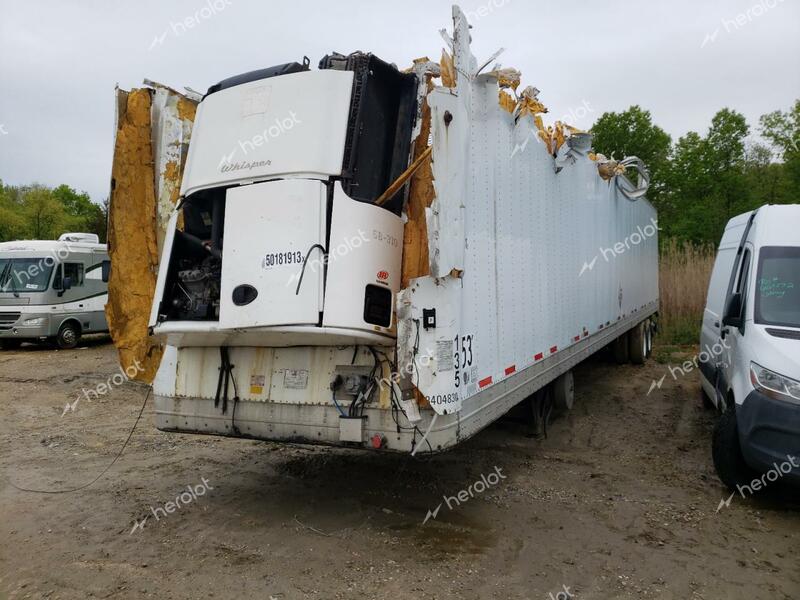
top-left (1, 339), bottom-right (798, 599)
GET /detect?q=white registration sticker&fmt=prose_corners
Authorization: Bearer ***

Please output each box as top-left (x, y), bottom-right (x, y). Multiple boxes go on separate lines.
top-left (436, 339), bottom-right (454, 372)
top-left (283, 369), bottom-right (309, 390)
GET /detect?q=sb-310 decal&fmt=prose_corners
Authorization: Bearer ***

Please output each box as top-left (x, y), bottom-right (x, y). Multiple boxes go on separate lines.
top-left (372, 229), bottom-right (399, 248)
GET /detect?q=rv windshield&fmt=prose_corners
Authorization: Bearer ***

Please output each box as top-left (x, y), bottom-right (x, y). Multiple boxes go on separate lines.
top-left (0, 258), bottom-right (55, 293)
top-left (755, 246), bottom-right (800, 328)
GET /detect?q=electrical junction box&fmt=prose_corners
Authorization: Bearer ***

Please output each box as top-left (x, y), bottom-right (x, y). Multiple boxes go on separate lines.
top-left (334, 365), bottom-right (373, 395)
top-left (339, 416), bottom-right (366, 443)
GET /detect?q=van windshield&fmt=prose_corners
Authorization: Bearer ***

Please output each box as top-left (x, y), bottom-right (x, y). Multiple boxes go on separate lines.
top-left (755, 246), bottom-right (800, 328)
top-left (0, 258), bottom-right (55, 293)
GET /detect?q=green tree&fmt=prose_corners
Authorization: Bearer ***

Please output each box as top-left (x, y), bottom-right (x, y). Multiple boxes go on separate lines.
top-left (87, 197), bottom-right (109, 243)
top-left (705, 108), bottom-right (750, 226)
top-left (659, 109), bottom-right (753, 244)
top-left (661, 132), bottom-right (714, 241)
top-left (0, 181), bottom-right (107, 242)
top-left (52, 184), bottom-right (106, 237)
top-left (760, 99), bottom-right (800, 197)
top-left (21, 186), bottom-right (68, 240)
top-left (52, 184), bottom-right (91, 216)
top-left (744, 142), bottom-right (789, 207)
top-left (0, 180), bottom-right (26, 241)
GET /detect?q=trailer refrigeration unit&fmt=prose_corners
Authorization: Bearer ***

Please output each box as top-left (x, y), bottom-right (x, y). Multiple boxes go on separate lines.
top-left (145, 6), bottom-right (659, 453)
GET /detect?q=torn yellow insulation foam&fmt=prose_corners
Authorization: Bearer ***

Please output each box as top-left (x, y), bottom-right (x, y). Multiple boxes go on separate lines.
top-left (499, 90), bottom-right (516, 113)
top-left (491, 67), bottom-right (522, 91)
top-left (440, 49), bottom-right (456, 88)
top-left (517, 85), bottom-right (548, 119)
top-left (106, 88), bottom-right (162, 383)
top-left (553, 121), bottom-right (567, 154)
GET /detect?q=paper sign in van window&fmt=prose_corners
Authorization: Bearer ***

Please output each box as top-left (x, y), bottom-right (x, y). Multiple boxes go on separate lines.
top-left (759, 277), bottom-right (795, 299)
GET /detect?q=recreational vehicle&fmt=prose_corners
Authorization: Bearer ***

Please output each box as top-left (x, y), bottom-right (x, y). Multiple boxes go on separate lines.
top-left (0, 233), bottom-right (110, 350)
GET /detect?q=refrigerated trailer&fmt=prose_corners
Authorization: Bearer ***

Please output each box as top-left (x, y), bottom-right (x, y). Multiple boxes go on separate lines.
top-left (144, 6), bottom-right (659, 453)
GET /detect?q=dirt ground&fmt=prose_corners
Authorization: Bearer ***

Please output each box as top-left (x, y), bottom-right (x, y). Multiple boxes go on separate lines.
top-left (1, 339), bottom-right (798, 600)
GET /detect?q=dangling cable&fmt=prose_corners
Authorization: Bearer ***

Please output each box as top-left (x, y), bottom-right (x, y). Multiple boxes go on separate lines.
top-left (214, 347), bottom-right (225, 409)
top-left (215, 347), bottom-right (238, 415)
top-left (7, 387), bottom-right (151, 494)
top-left (410, 413), bottom-right (438, 457)
top-left (227, 349), bottom-right (241, 435)
top-left (222, 349), bottom-right (230, 415)
top-left (294, 244), bottom-right (326, 295)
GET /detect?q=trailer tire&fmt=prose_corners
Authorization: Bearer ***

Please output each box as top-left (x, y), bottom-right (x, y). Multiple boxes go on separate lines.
top-left (552, 370), bottom-right (574, 412)
top-left (613, 333), bottom-right (629, 364)
top-left (1, 339), bottom-right (22, 350)
top-left (645, 320), bottom-right (654, 357)
top-left (629, 322), bottom-right (647, 365)
top-left (712, 409), bottom-right (756, 492)
top-left (56, 322), bottom-right (81, 350)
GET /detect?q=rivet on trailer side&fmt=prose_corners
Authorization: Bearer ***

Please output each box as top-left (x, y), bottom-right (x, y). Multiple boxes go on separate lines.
top-left (109, 5), bottom-right (659, 454)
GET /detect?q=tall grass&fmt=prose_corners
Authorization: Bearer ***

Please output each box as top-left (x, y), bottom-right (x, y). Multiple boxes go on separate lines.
top-left (659, 238), bottom-right (717, 345)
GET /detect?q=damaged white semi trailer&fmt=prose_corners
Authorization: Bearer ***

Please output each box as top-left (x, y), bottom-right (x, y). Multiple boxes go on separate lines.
top-left (148, 7), bottom-right (659, 454)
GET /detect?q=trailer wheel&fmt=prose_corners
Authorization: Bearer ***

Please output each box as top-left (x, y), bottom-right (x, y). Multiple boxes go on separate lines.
top-left (0, 339), bottom-right (22, 350)
top-left (712, 409), bottom-right (756, 491)
top-left (612, 333), bottom-right (629, 364)
top-left (552, 370), bottom-right (574, 412)
top-left (629, 322), bottom-right (647, 365)
top-left (56, 322), bottom-right (80, 350)
top-left (645, 320), bottom-right (654, 357)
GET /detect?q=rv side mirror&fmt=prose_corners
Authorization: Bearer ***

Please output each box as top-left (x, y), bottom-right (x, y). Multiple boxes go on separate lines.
top-left (101, 260), bottom-right (111, 283)
top-left (62, 276), bottom-right (73, 291)
top-left (722, 292), bottom-right (743, 328)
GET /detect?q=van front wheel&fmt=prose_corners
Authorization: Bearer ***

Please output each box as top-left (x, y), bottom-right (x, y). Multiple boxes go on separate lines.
top-left (712, 409), bottom-right (756, 491)
top-left (56, 322), bottom-right (80, 350)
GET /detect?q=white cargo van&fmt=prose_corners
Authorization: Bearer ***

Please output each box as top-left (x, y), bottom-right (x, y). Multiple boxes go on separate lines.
top-left (700, 205), bottom-right (800, 489)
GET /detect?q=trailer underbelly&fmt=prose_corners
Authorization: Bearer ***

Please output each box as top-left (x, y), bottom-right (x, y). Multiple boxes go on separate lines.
top-left (154, 304), bottom-right (657, 453)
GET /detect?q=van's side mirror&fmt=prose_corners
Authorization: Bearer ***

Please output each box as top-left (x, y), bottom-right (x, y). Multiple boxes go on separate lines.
top-left (722, 292), bottom-right (743, 328)
top-left (101, 261), bottom-right (111, 283)
top-left (62, 276), bottom-right (73, 292)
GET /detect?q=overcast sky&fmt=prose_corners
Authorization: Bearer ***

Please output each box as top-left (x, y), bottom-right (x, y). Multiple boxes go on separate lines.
top-left (1, 0), bottom-right (798, 203)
